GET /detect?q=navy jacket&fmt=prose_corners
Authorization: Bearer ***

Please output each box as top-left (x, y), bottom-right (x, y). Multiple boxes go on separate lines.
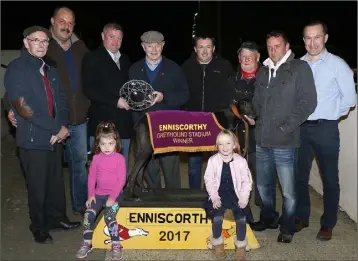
top-left (129, 56), bottom-right (189, 124)
top-left (4, 50), bottom-right (69, 151)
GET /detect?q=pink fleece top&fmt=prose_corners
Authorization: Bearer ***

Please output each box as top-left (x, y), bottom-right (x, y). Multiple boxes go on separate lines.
top-left (88, 152), bottom-right (126, 201)
top-left (204, 153), bottom-right (253, 208)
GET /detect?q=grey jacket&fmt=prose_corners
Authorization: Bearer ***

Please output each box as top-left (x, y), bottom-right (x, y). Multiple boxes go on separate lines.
top-left (253, 52), bottom-right (317, 148)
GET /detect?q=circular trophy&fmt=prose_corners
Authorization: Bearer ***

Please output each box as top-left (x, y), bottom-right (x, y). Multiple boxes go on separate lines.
top-left (119, 80), bottom-right (155, 111)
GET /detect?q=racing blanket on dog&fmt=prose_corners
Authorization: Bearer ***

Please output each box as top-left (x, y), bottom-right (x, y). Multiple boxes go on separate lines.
top-left (146, 110), bottom-right (224, 154)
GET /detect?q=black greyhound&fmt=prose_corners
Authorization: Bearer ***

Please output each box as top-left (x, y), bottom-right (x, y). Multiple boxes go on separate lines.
top-left (124, 99), bottom-right (256, 199)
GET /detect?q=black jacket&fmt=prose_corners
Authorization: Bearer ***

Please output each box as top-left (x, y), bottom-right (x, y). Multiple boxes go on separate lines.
top-left (228, 71), bottom-right (257, 153)
top-left (129, 56), bottom-right (189, 124)
top-left (82, 45), bottom-right (133, 138)
top-left (181, 52), bottom-right (234, 112)
top-left (253, 53), bottom-right (317, 148)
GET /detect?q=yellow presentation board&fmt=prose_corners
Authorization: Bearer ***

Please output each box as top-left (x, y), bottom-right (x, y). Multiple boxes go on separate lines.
top-left (92, 207), bottom-right (260, 250)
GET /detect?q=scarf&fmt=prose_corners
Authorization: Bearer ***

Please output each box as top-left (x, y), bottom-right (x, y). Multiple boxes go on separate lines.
top-left (263, 49), bottom-right (292, 83)
top-left (241, 68), bottom-right (258, 79)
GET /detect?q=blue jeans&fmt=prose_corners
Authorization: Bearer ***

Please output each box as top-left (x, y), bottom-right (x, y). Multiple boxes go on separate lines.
top-left (188, 152), bottom-right (203, 189)
top-left (90, 136), bottom-right (130, 176)
top-left (64, 122), bottom-right (88, 213)
top-left (296, 120), bottom-right (340, 228)
top-left (256, 145), bottom-right (296, 235)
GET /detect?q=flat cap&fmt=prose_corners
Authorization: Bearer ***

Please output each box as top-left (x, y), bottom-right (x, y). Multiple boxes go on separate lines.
top-left (237, 41), bottom-right (259, 54)
top-left (140, 31), bottom-right (164, 43)
top-left (23, 26), bottom-right (51, 39)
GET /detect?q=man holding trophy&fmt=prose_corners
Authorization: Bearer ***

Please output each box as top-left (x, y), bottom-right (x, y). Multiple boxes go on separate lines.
top-left (124, 30), bottom-right (189, 189)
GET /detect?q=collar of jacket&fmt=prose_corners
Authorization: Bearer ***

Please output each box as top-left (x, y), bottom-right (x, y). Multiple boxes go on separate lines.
top-left (262, 52), bottom-right (295, 75)
top-left (22, 49), bottom-right (50, 71)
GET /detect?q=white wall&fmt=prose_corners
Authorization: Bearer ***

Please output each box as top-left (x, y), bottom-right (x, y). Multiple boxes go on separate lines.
top-left (309, 104), bottom-right (357, 222)
top-left (1, 50), bottom-right (21, 98)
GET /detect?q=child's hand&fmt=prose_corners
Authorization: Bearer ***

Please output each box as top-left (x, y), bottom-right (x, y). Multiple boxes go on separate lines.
top-left (106, 198), bottom-right (116, 207)
top-left (239, 201), bottom-right (247, 209)
top-left (86, 196), bottom-right (96, 208)
top-left (212, 198), bottom-right (221, 209)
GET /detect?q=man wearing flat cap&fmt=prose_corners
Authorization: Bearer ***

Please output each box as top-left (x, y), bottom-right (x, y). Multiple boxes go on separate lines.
top-left (229, 41), bottom-right (262, 206)
top-left (129, 30), bottom-right (189, 189)
top-left (4, 25), bottom-right (79, 244)
top-left (6, 7), bottom-right (90, 218)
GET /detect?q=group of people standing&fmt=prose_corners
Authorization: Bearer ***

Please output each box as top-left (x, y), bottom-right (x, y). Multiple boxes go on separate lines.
top-left (3, 4), bottom-right (356, 261)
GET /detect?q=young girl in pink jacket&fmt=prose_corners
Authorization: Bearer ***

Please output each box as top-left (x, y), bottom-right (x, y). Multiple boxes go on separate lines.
top-left (76, 122), bottom-right (126, 261)
top-left (204, 129), bottom-right (252, 261)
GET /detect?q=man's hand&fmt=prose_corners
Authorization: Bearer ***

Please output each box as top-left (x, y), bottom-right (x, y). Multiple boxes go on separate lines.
top-left (117, 97), bottom-right (130, 110)
top-left (244, 115), bottom-right (255, 125)
top-left (56, 126), bottom-right (70, 141)
top-left (151, 91), bottom-right (164, 106)
top-left (8, 110), bottom-right (17, 127)
top-left (50, 135), bottom-right (59, 145)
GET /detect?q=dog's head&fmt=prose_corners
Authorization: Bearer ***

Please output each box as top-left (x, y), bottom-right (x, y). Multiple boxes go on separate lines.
top-left (232, 99), bottom-right (256, 119)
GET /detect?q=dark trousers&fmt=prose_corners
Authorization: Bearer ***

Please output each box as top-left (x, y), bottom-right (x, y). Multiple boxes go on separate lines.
top-left (296, 120), bottom-right (340, 228)
top-left (19, 144), bottom-right (67, 234)
top-left (248, 152), bottom-right (261, 205)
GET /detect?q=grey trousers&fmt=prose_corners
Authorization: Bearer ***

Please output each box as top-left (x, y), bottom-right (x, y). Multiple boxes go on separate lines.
top-left (145, 152), bottom-right (181, 189)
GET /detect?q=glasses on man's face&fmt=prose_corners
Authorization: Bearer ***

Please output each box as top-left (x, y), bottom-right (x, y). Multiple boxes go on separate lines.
top-left (27, 38), bottom-right (50, 46)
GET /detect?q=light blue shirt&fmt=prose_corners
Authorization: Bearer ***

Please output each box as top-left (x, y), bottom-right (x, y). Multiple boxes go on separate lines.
top-left (145, 56), bottom-right (162, 71)
top-left (301, 49), bottom-right (356, 120)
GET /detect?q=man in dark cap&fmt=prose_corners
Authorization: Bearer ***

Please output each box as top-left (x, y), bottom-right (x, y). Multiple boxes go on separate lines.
top-left (129, 30), bottom-right (189, 189)
top-left (4, 25), bottom-right (80, 244)
top-left (7, 7), bottom-right (90, 217)
top-left (230, 41), bottom-right (262, 205)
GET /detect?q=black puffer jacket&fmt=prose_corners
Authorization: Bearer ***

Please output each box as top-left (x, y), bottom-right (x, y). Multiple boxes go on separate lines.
top-left (181, 52), bottom-right (235, 112)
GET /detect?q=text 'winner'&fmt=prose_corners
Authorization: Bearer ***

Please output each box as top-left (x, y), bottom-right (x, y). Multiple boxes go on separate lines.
top-left (157, 124), bottom-right (212, 144)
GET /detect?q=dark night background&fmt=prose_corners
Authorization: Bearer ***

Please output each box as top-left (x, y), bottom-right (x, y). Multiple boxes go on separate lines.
top-left (1, 1), bottom-right (357, 68)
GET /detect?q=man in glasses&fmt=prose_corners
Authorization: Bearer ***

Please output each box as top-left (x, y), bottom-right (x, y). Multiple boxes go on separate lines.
top-left (4, 26), bottom-right (78, 244)
top-left (7, 7), bottom-right (90, 217)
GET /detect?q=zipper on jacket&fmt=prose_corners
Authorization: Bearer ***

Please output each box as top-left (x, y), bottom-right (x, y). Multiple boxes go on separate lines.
top-left (201, 68), bottom-right (206, 111)
top-left (30, 123), bottom-right (34, 142)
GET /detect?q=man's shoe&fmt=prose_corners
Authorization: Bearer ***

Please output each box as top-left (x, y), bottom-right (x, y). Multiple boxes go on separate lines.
top-left (32, 231), bottom-right (53, 244)
top-left (251, 219), bottom-right (279, 231)
top-left (250, 221), bottom-right (267, 231)
top-left (295, 218), bottom-right (309, 232)
top-left (52, 220), bottom-right (81, 230)
top-left (277, 232), bottom-right (293, 243)
top-left (316, 226), bottom-right (332, 241)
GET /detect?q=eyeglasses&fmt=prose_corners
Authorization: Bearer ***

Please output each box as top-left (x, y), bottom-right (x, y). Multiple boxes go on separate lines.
top-left (27, 38), bottom-right (50, 46)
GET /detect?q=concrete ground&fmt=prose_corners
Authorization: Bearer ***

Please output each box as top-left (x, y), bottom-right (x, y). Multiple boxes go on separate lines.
top-left (1, 131), bottom-right (357, 260)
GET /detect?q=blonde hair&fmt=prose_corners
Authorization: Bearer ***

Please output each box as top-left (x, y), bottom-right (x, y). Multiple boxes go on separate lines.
top-left (92, 121), bottom-right (121, 154)
top-left (216, 129), bottom-right (240, 152)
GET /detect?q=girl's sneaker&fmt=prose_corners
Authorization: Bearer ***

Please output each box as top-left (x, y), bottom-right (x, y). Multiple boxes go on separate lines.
top-left (76, 242), bottom-right (93, 259)
top-left (111, 242), bottom-right (123, 261)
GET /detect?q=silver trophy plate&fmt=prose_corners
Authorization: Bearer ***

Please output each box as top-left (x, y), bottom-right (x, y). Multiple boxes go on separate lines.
top-left (120, 80), bottom-right (155, 111)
